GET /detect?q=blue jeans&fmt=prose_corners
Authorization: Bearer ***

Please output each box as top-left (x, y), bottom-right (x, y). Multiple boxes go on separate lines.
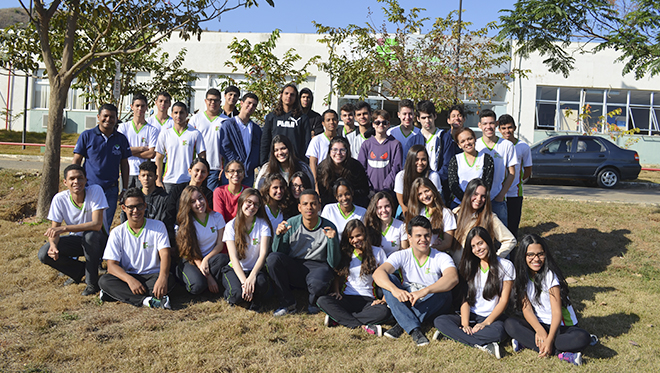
top-left (103, 185), bottom-right (119, 232)
top-left (382, 274), bottom-right (452, 334)
top-left (491, 199), bottom-right (508, 228)
top-left (207, 169), bottom-right (223, 191)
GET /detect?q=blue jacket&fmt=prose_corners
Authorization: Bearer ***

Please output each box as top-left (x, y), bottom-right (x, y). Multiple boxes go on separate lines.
top-left (219, 117), bottom-right (262, 186)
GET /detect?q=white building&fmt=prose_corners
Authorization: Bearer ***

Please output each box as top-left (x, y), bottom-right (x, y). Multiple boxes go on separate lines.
top-left (1, 32), bottom-right (658, 164)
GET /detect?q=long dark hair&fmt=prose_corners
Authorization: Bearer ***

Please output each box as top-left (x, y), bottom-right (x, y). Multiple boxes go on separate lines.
top-left (336, 220), bottom-right (377, 278)
top-left (405, 177), bottom-right (445, 238)
top-left (233, 188), bottom-right (271, 260)
top-left (267, 135), bottom-right (301, 177)
top-left (364, 191), bottom-right (396, 247)
top-left (176, 186), bottom-right (209, 262)
top-left (259, 173), bottom-right (291, 218)
top-left (317, 137), bottom-right (352, 193)
top-left (402, 145), bottom-right (431, 204)
top-left (460, 227), bottom-right (502, 306)
top-left (453, 178), bottom-right (494, 252)
top-left (514, 234), bottom-right (571, 310)
top-left (274, 83), bottom-right (302, 117)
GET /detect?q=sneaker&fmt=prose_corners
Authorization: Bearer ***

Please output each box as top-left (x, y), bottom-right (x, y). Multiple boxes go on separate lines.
top-left (512, 338), bottom-right (524, 352)
top-left (558, 351), bottom-right (582, 366)
top-left (324, 315), bottom-right (338, 327)
top-left (384, 324), bottom-right (404, 339)
top-left (362, 325), bottom-right (383, 337)
top-left (307, 305), bottom-right (321, 314)
top-left (476, 342), bottom-right (501, 359)
top-left (81, 285), bottom-right (99, 296)
top-left (98, 289), bottom-right (114, 302)
top-left (410, 328), bottom-right (429, 347)
top-left (432, 330), bottom-right (443, 341)
top-left (63, 278), bottom-right (78, 287)
top-left (273, 304), bottom-right (296, 317)
top-left (590, 334), bottom-right (599, 346)
top-left (147, 295), bottom-right (171, 309)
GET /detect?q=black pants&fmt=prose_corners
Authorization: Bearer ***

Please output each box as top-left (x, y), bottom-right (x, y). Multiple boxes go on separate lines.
top-left (38, 231), bottom-right (106, 287)
top-left (506, 196), bottom-right (523, 239)
top-left (266, 252), bottom-right (334, 308)
top-left (175, 254), bottom-right (229, 294)
top-left (316, 294), bottom-right (391, 329)
top-left (434, 312), bottom-right (508, 346)
top-left (98, 273), bottom-right (175, 307)
top-left (221, 266), bottom-right (271, 305)
top-left (504, 316), bottom-right (591, 354)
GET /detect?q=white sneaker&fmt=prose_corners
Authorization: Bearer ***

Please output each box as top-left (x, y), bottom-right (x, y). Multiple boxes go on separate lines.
top-left (476, 342), bottom-right (501, 359)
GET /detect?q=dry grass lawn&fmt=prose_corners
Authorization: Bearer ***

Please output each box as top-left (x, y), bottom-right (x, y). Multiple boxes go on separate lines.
top-left (0, 130), bottom-right (78, 157)
top-left (0, 169), bottom-right (659, 372)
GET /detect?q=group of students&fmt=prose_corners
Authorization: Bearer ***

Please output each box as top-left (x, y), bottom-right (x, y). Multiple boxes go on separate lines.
top-left (37, 85), bottom-right (594, 365)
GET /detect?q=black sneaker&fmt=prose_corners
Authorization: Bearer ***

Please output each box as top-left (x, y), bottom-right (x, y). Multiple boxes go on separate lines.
top-left (385, 324), bottom-right (404, 339)
top-left (411, 328), bottom-right (429, 346)
top-left (81, 285), bottom-right (99, 296)
top-left (63, 278), bottom-right (79, 287)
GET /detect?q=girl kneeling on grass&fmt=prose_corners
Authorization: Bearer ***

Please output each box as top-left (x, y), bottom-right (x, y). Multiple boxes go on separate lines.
top-left (433, 227), bottom-right (514, 359)
top-left (175, 186), bottom-right (228, 295)
top-left (221, 188), bottom-right (272, 311)
top-left (504, 234), bottom-right (593, 366)
top-left (316, 220), bottom-right (391, 336)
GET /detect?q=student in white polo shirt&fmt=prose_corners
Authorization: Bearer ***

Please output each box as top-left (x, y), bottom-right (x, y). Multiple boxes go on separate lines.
top-left (155, 102), bottom-right (207, 193)
top-left (320, 178), bottom-right (367, 237)
top-left (306, 109), bottom-right (340, 181)
top-left (99, 188), bottom-right (174, 308)
top-left (373, 215), bottom-right (459, 347)
top-left (388, 99), bottom-right (422, 157)
top-left (222, 188), bottom-right (272, 311)
top-left (475, 109), bottom-right (518, 226)
top-left (189, 88), bottom-right (226, 191)
top-left (118, 94), bottom-right (159, 188)
top-left (37, 164), bottom-right (108, 296)
top-left (363, 192), bottom-right (409, 257)
top-left (147, 91), bottom-right (174, 136)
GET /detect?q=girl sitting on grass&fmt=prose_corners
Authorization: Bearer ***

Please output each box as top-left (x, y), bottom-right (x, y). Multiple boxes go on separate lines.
top-left (364, 191), bottom-right (409, 257)
top-left (433, 227), bottom-right (514, 359)
top-left (175, 186), bottom-right (227, 295)
top-left (221, 188), bottom-right (272, 311)
top-left (316, 220), bottom-right (390, 336)
top-left (504, 234), bottom-right (593, 366)
top-left (405, 177), bottom-right (456, 252)
top-left (259, 173), bottom-right (291, 228)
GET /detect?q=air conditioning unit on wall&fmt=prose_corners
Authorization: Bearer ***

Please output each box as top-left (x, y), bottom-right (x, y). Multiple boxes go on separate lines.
top-left (41, 113), bottom-right (67, 129)
top-left (85, 116), bottom-right (97, 129)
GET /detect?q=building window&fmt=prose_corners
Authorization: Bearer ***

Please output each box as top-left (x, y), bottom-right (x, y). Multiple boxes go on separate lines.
top-left (535, 86), bottom-right (660, 135)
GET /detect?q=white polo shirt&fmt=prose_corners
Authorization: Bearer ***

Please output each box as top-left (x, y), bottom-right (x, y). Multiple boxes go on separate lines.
top-left (470, 257), bottom-right (515, 317)
top-left (156, 125), bottom-right (206, 184)
top-left (189, 111), bottom-right (225, 171)
top-left (528, 270), bottom-right (579, 326)
top-left (453, 152), bottom-right (487, 205)
top-left (385, 247), bottom-right (456, 287)
top-left (306, 133), bottom-right (332, 164)
top-left (379, 218), bottom-right (407, 257)
top-left (118, 120), bottom-right (159, 176)
top-left (344, 246), bottom-right (388, 297)
top-left (193, 211), bottom-right (226, 257)
top-left (394, 170), bottom-right (442, 196)
top-left (507, 140), bottom-right (533, 198)
top-left (103, 219), bottom-right (170, 275)
top-left (223, 217), bottom-right (271, 271)
top-left (476, 137), bottom-right (518, 200)
top-left (47, 184), bottom-right (108, 236)
top-left (320, 203), bottom-right (367, 237)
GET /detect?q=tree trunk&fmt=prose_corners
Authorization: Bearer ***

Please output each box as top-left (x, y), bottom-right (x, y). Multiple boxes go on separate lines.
top-left (36, 78), bottom-right (69, 219)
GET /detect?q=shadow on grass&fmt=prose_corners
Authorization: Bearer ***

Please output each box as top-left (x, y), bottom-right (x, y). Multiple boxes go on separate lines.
top-left (570, 286), bottom-right (617, 312)
top-left (581, 312), bottom-right (640, 359)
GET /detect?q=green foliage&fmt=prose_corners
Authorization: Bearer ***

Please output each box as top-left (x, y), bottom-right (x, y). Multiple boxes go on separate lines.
top-left (314, 0), bottom-right (525, 110)
top-left (564, 104), bottom-right (641, 148)
top-left (219, 29), bottom-right (320, 123)
top-left (498, 0), bottom-right (660, 79)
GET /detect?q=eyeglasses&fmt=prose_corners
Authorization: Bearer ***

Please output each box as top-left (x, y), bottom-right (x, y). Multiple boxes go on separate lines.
top-left (124, 203), bottom-right (146, 211)
top-left (526, 252), bottom-right (546, 260)
top-left (292, 183), bottom-right (305, 190)
top-left (373, 120), bottom-right (390, 126)
top-left (206, 98), bottom-right (220, 103)
top-left (244, 199), bottom-right (260, 208)
top-left (226, 169), bottom-right (244, 175)
top-left (330, 148), bottom-right (347, 154)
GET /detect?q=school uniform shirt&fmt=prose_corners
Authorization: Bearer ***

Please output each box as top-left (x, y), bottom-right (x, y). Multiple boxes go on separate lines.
top-left (470, 257), bottom-right (515, 317)
top-left (343, 246), bottom-right (388, 298)
top-left (420, 207), bottom-right (457, 246)
top-left (451, 206), bottom-right (517, 265)
top-left (357, 135), bottom-right (403, 192)
top-left (305, 133), bottom-right (332, 165)
top-left (213, 184), bottom-right (249, 223)
top-left (506, 140), bottom-right (533, 198)
top-left (379, 219), bottom-right (407, 257)
top-left (336, 122), bottom-right (355, 137)
top-left (528, 270), bottom-right (579, 326)
top-left (193, 211), bottom-right (226, 257)
top-left (346, 127), bottom-right (374, 160)
top-left (48, 185), bottom-right (109, 235)
top-left (393, 170), bottom-right (442, 196)
top-left (223, 217), bottom-right (271, 271)
top-left (146, 115), bottom-right (173, 137)
top-left (189, 111), bottom-right (226, 171)
top-left (73, 126), bottom-right (132, 189)
top-left (475, 137), bottom-right (518, 200)
top-left (103, 219), bottom-right (170, 275)
top-left (385, 247), bottom-right (456, 287)
top-left (156, 125), bottom-right (206, 184)
top-left (265, 204), bottom-right (284, 228)
top-left (449, 152), bottom-right (489, 205)
top-left (320, 203), bottom-right (367, 237)
top-left (118, 120), bottom-right (159, 176)
top-left (387, 125), bottom-right (421, 156)
top-left (410, 129), bottom-right (443, 171)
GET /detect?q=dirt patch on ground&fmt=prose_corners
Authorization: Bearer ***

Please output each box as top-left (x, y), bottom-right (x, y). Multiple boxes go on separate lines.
top-left (0, 170), bottom-right (41, 222)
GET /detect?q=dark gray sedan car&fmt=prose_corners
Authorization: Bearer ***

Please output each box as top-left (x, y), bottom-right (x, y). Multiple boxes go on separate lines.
top-left (530, 135), bottom-right (641, 188)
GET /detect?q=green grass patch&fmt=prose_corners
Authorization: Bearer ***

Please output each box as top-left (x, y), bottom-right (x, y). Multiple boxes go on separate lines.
top-left (0, 130), bottom-right (78, 157)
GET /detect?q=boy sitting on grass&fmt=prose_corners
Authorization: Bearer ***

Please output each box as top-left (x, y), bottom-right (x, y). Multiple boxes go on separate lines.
top-left (98, 188), bottom-right (174, 308)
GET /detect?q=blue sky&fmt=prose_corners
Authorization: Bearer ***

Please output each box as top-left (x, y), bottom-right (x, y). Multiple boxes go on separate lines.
top-left (1, 0), bottom-right (516, 34)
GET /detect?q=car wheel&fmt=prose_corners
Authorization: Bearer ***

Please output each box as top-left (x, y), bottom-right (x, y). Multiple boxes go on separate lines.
top-left (596, 168), bottom-right (619, 188)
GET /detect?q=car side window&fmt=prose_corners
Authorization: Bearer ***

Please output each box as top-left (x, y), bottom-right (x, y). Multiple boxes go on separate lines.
top-left (544, 139), bottom-right (572, 153)
top-left (577, 138), bottom-right (606, 153)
